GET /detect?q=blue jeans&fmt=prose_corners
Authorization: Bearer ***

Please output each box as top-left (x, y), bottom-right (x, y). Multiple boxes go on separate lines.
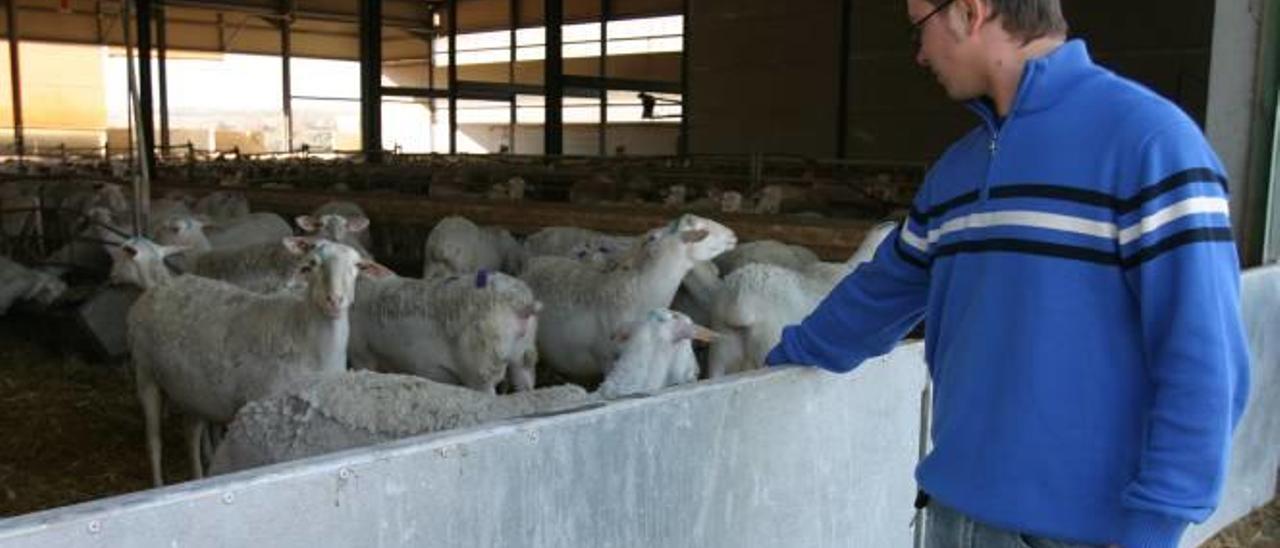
top-left (925, 500), bottom-right (1102, 548)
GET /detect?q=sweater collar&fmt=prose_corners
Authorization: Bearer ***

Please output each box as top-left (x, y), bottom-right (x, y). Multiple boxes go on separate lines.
top-left (966, 39), bottom-right (1096, 129)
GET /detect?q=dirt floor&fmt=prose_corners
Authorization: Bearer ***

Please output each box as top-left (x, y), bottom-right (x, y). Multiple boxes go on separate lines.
top-left (0, 320), bottom-right (1276, 546)
top-left (0, 319), bottom-right (191, 517)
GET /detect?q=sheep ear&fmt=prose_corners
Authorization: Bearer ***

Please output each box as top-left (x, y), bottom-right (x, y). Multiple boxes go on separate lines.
top-left (295, 215), bottom-right (320, 232)
top-left (611, 327), bottom-right (632, 344)
top-left (680, 229), bottom-right (709, 243)
top-left (347, 216), bottom-right (370, 232)
top-left (357, 261), bottom-right (394, 279)
top-left (517, 302), bottom-right (540, 319)
top-left (109, 244), bottom-right (136, 261)
top-left (689, 324), bottom-right (721, 343)
top-left (158, 244), bottom-right (191, 258)
top-left (192, 214), bottom-right (212, 227)
top-left (282, 237), bottom-right (316, 255)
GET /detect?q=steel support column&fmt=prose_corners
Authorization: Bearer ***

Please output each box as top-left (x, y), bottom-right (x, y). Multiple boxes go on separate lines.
top-left (6, 0), bottom-right (23, 163)
top-left (544, 0), bottom-right (563, 155)
top-left (508, 0), bottom-right (517, 153)
top-left (359, 0), bottom-right (382, 162)
top-left (157, 3), bottom-right (170, 157)
top-left (137, 0), bottom-right (156, 175)
top-left (281, 9), bottom-right (293, 152)
top-left (426, 11), bottom-right (436, 152)
top-left (447, 0), bottom-right (457, 154)
top-left (678, 0), bottom-right (689, 156)
top-left (835, 0), bottom-right (851, 159)
top-left (597, 0), bottom-right (609, 156)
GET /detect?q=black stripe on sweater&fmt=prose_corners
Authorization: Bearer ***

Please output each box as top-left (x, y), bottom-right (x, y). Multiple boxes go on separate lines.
top-left (987, 168), bottom-right (1228, 214)
top-left (926, 227), bottom-right (1234, 268)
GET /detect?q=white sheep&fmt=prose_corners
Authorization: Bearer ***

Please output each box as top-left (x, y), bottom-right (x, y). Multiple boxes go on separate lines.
top-left (427, 167), bottom-right (473, 200)
top-left (557, 230), bottom-right (718, 326)
top-left (0, 256), bottom-right (67, 314)
top-left (147, 197), bottom-right (194, 236)
top-left (720, 191), bottom-right (744, 213)
top-left (154, 212), bottom-right (293, 252)
top-left (662, 185), bottom-right (688, 208)
top-left (41, 206), bottom-right (129, 278)
top-left (669, 259), bottom-right (721, 328)
top-left (209, 374), bottom-right (588, 475)
top-left (153, 213), bottom-right (304, 293)
top-left (707, 221), bottom-right (897, 377)
top-left (713, 239), bottom-right (820, 276)
top-left (422, 216), bottom-right (525, 277)
top-left (568, 172), bottom-right (619, 205)
top-left (208, 307), bottom-right (714, 474)
top-left (203, 212), bottom-right (294, 250)
top-left (348, 269), bottom-right (542, 394)
top-left (486, 176), bottom-right (527, 201)
top-left (751, 184), bottom-right (822, 215)
top-left (523, 226), bottom-right (638, 260)
top-left (296, 201), bottom-right (373, 256)
top-left (193, 191), bottom-right (250, 222)
top-left (682, 188), bottom-right (742, 214)
top-left (520, 214), bottom-right (736, 383)
top-left (180, 240), bottom-right (315, 294)
top-left (107, 237), bottom-right (189, 289)
top-left (597, 308), bottom-right (713, 398)
top-left (127, 239), bottom-right (391, 485)
top-left (41, 180), bottom-right (130, 232)
top-left (0, 182), bottom-right (44, 248)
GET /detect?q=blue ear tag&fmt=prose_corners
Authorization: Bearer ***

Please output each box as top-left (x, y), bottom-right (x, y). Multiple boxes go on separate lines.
top-left (648, 309), bottom-right (665, 322)
top-left (475, 269), bottom-right (490, 288)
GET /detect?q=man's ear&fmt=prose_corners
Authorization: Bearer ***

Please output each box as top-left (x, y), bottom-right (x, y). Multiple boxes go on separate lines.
top-left (959, 0), bottom-right (986, 36)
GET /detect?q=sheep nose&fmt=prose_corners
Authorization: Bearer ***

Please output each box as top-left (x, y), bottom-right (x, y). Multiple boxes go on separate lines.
top-left (326, 295), bottom-right (342, 308)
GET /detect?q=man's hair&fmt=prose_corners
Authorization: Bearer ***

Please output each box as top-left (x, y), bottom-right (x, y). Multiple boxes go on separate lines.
top-left (929, 0), bottom-right (1069, 43)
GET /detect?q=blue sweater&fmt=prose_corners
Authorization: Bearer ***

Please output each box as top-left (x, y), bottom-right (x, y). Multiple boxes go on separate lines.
top-left (765, 40), bottom-right (1250, 548)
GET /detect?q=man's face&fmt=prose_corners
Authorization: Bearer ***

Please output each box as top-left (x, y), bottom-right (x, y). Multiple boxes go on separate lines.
top-left (907, 0), bottom-right (983, 102)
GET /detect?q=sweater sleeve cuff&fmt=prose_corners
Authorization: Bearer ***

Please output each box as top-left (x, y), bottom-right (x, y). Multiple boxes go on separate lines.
top-left (1118, 510), bottom-right (1189, 548)
top-left (764, 344), bottom-right (791, 367)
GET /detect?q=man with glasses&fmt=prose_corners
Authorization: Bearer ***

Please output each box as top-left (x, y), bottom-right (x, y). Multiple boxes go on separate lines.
top-left (766, 1), bottom-right (1250, 547)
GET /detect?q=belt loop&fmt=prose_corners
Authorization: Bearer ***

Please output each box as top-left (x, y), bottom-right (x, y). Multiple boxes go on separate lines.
top-left (914, 489), bottom-right (931, 510)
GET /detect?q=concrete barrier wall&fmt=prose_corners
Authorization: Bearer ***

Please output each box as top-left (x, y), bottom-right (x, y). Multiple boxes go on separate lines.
top-left (0, 345), bottom-right (930, 548)
top-left (2, 262), bottom-right (1275, 548)
top-left (1185, 264), bottom-right (1280, 547)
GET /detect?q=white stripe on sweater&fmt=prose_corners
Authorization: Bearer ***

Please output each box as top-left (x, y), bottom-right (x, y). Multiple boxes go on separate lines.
top-left (906, 196), bottom-right (1230, 251)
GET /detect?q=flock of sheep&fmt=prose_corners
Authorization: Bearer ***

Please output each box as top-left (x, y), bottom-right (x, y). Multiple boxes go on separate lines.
top-left (0, 176), bottom-right (896, 489)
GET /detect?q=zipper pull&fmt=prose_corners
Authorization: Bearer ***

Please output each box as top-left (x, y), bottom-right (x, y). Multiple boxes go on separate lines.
top-left (988, 139), bottom-right (998, 154)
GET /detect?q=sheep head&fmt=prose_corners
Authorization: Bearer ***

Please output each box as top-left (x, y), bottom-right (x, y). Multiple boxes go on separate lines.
top-left (603, 309), bottom-right (717, 398)
top-left (284, 238), bottom-right (392, 319)
top-left (109, 237), bottom-right (188, 289)
top-left (24, 271), bottom-right (67, 306)
top-left (666, 214), bottom-right (737, 263)
top-left (151, 213), bottom-right (214, 253)
top-left (295, 214), bottom-right (370, 244)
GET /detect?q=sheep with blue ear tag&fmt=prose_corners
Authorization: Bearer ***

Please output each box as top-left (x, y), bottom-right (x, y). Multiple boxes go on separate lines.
top-left (521, 214), bottom-right (736, 385)
top-left (209, 308), bottom-right (718, 474)
top-left (346, 265), bottom-right (542, 394)
top-left (127, 239), bottom-right (392, 486)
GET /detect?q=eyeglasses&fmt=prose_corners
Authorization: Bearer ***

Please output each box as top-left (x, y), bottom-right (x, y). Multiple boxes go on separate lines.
top-left (910, 0), bottom-right (958, 50)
